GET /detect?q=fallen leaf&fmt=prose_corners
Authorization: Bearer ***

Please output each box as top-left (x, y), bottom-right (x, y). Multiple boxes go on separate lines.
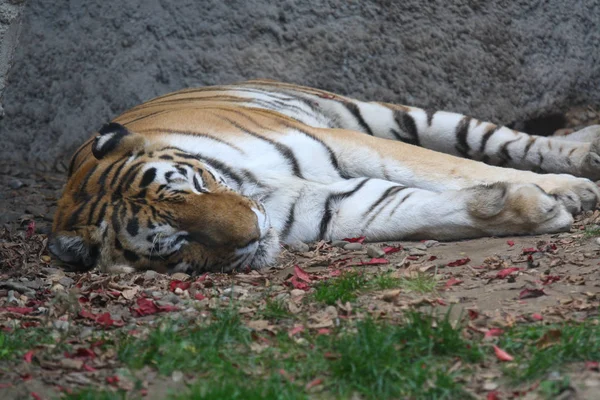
top-left (342, 236), bottom-right (366, 244)
top-left (467, 309), bottom-right (479, 320)
top-left (536, 329), bottom-right (562, 350)
top-left (31, 393), bottom-right (42, 400)
top-left (96, 312), bottom-right (124, 327)
top-left (26, 221), bottom-right (35, 239)
top-left (194, 293), bottom-right (206, 301)
top-left (522, 247), bottom-right (538, 254)
top-left (294, 265), bottom-right (312, 283)
top-left (487, 392), bottom-right (500, 400)
top-left (493, 345), bottom-right (514, 361)
top-left (531, 313), bottom-right (543, 321)
top-left (1, 307), bottom-right (34, 314)
top-left (383, 246), bottom-right (402, 254)
top-left (444, 278), bottom-right (463, 289)
top-left (288, 325), bottom-right (304, 337)
top-left (289, 276), bottom-right (310, 291)
top-left (518, 288), bottom-right (546, 300)
top-left (169, 280), bottom-right (191, 292)
top-left (360, 258), bottom-right (389, 265)
top-left (586, 361), bottom-right (599, 371)
top-left (23, 350), bottom-right (34, 363)
top-left (507, 240), bottom-right (515, 247)
top-left (131, 297), bottom-right (178, 316)
top-left (485, 329), bottom-right (504, 338)
top-left (60, 358), bottom-right (84, 370)
top-left (121, 288), bottom-right (138, 300)
top-left (427, 255), bottom-right (438, 262)
top-left (248, 320), bottom-right (271, 331)
top-left (496, 268), bottom-right (523, 279)
top-left (317, 328), bottom-right (331, 335)
top-left (305, 378), bottom-right (323, 390)
top-left (447, 258), bottom-right (470, 267)
top-left (541, 275), bottom-right (561, 285)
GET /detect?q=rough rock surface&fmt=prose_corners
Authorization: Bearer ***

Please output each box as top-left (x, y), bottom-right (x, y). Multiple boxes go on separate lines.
top-left (0, 0), bottom-right (25, 118)
top-left (1, 1), bottom-right (599, 170)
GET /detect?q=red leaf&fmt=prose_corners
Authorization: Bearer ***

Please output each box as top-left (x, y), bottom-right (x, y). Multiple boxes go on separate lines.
top-left (360, 258), bottom-right (389, 265)
top-left (23, 350), bottom-right (34, 363)
top-left (496, 267), bottom-right (523, 279)
top-left (532, 313), bottom-right (543, 321)
top-left (31, 392), bottom-right (42, 400)
top-left (436, 298), bottom-right (447, 306)
top-left (106, 376), bottom-right (119, 385)
top-left (342, 236), bottom-right (365, 244)
top-left (506, 240), bottom-right (515, 247)
top-left (288, 325), bottom-right (304, 337)
top-left (329, 269), bottom-right (342, 277)
top-left (467, 309), bottom-right (479, 320)
top-left (518, 288), bottom-right (546, 300)
top-left (522, 247), bottom-right (538, 254)
top-left (289, 276), bottom-right (310, 291)
top-left (317, 328), bottom-right (331, 335)
top-left (96, 312), bottom-right (124, 327)
top-left (427, 255), bottom-right (438, 262)
top-left (73, 348), bottom-right (96, 359)
top-left (305, 378), bottom-right (323, 390)
top-left (1, 307), bottom-right (34, 314)
top-left (406, 255), bottom-right (420, 260)
top-left (79, 309), bottom-right (97, 320)
top-left (0, 383), bottom-right (12, 389)
top-left (195, 273), bottom-right (209, 283)
top-left (26, 221), bottom-right (36, 239)
top-left (382, 246), bottom-right (402, 254)
top-left (447, 258), bottom-right (470, 267)
top-left (169, 280), bottom-right (191, 292)
top-left (493, 345), bottom-right (514, 361)
top-left (485, 328), bottom-right (504, 338)
top-left (194, 293), bottom-right (206, 301)
top-left (585, 361), bottom-right (599, 371)
top-left (132, 297), bottom-right (160, 316)
top-left (444, 278), bottom-right (462, 289)
top-left (487, 392), bottom-right (500, 400)
top-left (82, 364), bottom-right (97, 372)
top-left (541, 275), bottom-right (560, 285)
top-left (294, 265), bottom-right (313, 283)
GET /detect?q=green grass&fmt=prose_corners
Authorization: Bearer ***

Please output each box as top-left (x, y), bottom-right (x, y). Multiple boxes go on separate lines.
top-left (260, 297), bottom-right (292, 320)
top-left (0, 327), bottom-right (54, 360)
top-left (111, 307), bottom-right (481, 400)
top-left (313, 270), bottom-right (369, 305)
top-left (371, 271), bottom-right (439, 294)
top-left (583, 225), bottom-right (600, 237)
top-left (499, 319), bottom-right (600, 383)
top-left (60, 389), bottom-right (128, 400)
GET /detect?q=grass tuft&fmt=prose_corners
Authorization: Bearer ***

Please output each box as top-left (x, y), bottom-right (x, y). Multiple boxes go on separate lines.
top-left (0, 327), bottom-right (54, 360)
top-left (313, 270), bottom-right (368, 305)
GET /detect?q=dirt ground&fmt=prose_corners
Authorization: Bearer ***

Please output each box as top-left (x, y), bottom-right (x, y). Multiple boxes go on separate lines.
top-left (1, 113), bottom-right (600, 399)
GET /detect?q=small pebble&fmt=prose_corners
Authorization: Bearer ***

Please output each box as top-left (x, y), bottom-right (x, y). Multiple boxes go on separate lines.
top-left (151, 291), bottom-right (163, 299)
top-left (423, 240), bottom-right (439, 248)
top-left (366, 245), bottom-right (385, 258)
top-left (164, 293), bottom-right (181, 304)
top-left (288, 241), bottom-right (310, 252)
top-left (171, 371), bottom-right (184, 383)
top-left (171, 272), bottom-right (190, 281)
top-left (332, 240), bottom-right (350, 248)
top-left (79, 327), bottom-right (94, 339)
top-left (8, 179), bottom-right (25, 189)
top-left (344, 242), bottom-right (363, 251)
top-left (409, 249), bottom-right (427, 256)
top-left (53, 320), bottom-right (70, 331)
top-left (275, 292), bottom-right (290, 301)
top-left (595, 237), bottom-right (600, 246)
top-left (414, 244), bottom-right (428, 251)
top-left (144, 270), bottom-right (159, 280)
top-left (7, 290), bottom-right (19, 305)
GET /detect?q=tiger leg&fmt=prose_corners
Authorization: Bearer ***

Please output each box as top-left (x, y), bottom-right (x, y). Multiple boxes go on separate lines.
top-left (300, 92), bottom-right (600, 180)
top-left (303, 127), bottom-right (600, 215)
top-left (551, 125), bottom-right (600, 143)
top-left (286, 178), bottom-right (573, 242)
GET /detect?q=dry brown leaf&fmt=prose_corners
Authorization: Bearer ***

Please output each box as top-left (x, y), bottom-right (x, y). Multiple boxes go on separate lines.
top-left (536, 329), bottom-right (562, 350)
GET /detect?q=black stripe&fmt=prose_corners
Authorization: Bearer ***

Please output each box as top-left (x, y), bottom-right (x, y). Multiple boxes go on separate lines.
top-left (67, 138), bottom-right (94, 177)
top-left (219, 115), bottom-right (303, 178)
top-left (109, 158), bottom-right (130, 188)
top-left (137, 128), bottom-right (245, 153)
top-left (389, 192), bottom-right (414, 218)
top-left (455, 116), bottom-right (472, 158)
top-left (140, 168), bottom-right (157, 188)
top-left (362, 186), bottom-right (407, 218)
top-left (479, 125), bottom-right (502, 155)
top-left (425, 109), bottom-right (436, 126)
top-left (523, 136), bottom-right (537, 157)
top-left (95, 202), bottom-right (108, 225)
top-left (319, 179), bottom-right (370, 240)
top-left (392, 111), bottom-right (420, 146)
top-left (281, 191), bottom-right (304, 240)
top-left (86, 197), bottom-right (104, 225)
top-left (344, 102), bottom-right (374, 135)
top-left (498, 138), bottom-right (520, 165)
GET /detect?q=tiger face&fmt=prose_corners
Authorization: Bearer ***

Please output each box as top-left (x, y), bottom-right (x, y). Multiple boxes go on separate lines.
top-left (49, 123), bottom-right (279, 274)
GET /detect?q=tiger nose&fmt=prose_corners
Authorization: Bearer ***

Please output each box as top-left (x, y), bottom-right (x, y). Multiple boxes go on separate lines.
top-left (251, 207), bottom-right (270, 238)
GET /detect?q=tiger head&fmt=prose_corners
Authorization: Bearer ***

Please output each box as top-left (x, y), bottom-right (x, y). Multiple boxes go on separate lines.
top-left (49, 122), bottom-right (279, 274)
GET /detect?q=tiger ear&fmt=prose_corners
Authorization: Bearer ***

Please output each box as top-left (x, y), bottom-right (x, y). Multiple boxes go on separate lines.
top-left (92, 122), bottom-right (144, 160)
top-left (48, 228), bottom-right (100, 270)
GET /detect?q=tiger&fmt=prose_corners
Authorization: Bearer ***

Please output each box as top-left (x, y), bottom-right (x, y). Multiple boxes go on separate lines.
top-left (49, 79), bottom-right (600, 274)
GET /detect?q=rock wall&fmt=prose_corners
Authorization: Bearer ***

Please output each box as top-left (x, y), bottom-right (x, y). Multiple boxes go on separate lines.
top-left (1, 0), bottom-right (599, 170)
top-left (0, 0), bottom-right (25, 118)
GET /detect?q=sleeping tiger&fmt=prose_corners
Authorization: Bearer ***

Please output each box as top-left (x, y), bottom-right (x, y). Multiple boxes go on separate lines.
top-left (50, 79), bottom-right (600, 274)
